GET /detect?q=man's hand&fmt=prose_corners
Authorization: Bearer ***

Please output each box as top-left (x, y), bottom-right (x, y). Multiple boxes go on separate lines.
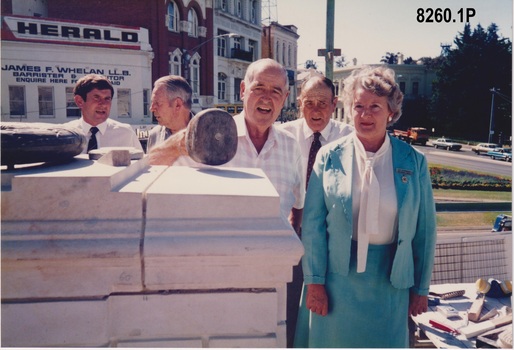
top-left (306, 284), bottom-right (329, 316)
top-left (148, 129), bottom-right (187, 165)
top-left (408, 292), bottom-right (428, 317)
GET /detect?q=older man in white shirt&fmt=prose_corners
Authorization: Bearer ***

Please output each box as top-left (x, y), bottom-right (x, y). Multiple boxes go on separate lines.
top-left (277, 75), bottom-right (353, 347)
top-left (278, 75), bottom-right (353, 189)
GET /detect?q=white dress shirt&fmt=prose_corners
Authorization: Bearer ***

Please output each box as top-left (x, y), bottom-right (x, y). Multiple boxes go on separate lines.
top-left (278, 118), bottom-right (353, 181)
top-left (65, 117), bottom-right (143, 153)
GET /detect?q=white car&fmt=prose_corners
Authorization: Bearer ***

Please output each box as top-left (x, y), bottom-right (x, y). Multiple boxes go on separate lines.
top-left (471, 143), bottom-right (501, 155)
top-left (432, 138), bottom-right (462, 151)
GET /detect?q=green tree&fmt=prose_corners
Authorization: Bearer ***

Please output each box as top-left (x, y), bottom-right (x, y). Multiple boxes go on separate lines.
top-left (429, 23), bottom-right (512, 142)
top-left (380, 52), bottom-right (399, 64)
top-left (304, 59), bottom-right (318, 69)
top-left (335, 56), bottom-right (347, 68)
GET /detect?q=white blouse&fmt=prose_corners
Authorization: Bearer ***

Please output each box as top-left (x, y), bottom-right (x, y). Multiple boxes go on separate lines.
top-left (351, 133), bottom-right (398, 272)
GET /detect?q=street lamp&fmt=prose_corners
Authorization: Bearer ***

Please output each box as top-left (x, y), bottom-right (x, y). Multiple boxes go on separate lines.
top-left (182, 33), bottom-right (239, 92)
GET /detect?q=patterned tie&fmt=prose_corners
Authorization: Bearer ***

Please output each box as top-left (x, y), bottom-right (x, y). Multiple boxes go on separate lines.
top-left (87, 127), bottom-right (99, 152)
top-left (306, 132), bottom-right (322, 189)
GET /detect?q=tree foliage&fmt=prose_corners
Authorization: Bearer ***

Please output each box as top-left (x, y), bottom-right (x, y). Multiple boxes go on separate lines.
top-left (429, 23), bottom-right (512, 143)
top-left (304, 59), bottom-right (318, 69)
top-left (381, 52), bottom-right (399, 64)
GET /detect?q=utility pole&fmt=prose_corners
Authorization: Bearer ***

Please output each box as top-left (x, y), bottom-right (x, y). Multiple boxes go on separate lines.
top-left (325, 0), bottom-right (335, 79)
top-left (488, 88), bottom-right (496, 143)
top-left (317, 0), bottom-right (340, 80)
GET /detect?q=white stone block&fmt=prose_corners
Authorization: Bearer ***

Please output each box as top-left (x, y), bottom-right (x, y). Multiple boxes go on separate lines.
top-left (1, 299), bottom-right (109, 347)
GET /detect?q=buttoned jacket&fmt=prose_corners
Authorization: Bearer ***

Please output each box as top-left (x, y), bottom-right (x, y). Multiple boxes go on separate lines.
top-left (302, 134), bottom-right (436, 295)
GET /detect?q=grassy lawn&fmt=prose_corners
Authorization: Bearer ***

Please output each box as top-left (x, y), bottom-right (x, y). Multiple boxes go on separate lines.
top-left (433, 188), bottom-right (511, 228)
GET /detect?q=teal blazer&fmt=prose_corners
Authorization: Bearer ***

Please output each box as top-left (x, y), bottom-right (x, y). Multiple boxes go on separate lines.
top-left (302, 134), bottom-right (437, 295)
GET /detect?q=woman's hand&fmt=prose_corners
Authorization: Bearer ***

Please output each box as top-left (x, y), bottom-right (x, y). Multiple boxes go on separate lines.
top-left (408, 292), bottom-right (428, 316)
top-left (306, 284), bottom-right (329, 316)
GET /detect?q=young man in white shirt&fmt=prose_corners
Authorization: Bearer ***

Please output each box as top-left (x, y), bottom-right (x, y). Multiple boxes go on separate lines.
top-left (65, 74), bottom-right (143, 153)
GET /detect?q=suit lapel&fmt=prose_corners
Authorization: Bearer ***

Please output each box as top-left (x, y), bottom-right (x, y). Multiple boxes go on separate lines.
top-left (328, 137), bottom-right (354, 223)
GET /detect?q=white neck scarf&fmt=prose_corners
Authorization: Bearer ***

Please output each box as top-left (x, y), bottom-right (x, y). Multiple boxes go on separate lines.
top-left (353, 134), bottom-right (390, 273)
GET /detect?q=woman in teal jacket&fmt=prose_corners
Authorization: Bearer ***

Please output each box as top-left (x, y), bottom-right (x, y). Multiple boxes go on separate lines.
top-left (294, 66), bottom-right (436, 348)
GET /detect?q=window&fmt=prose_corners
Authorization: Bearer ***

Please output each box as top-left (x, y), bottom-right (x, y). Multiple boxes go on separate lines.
top-left (66, 87), bottom-right (81, 117)
top-left (143, 89), bottom-right (150, 117)
top-left (117, 89), bottom-right (131, 117)
top-left (282, 43), bottom-right (286, 65)
top-left (250, 0), bottom-right (257, 23)
top-left (234, 36), bottom-right (241, 50)
top-left (217, 30), bottom-right (228, 57)
top-left (218, 73), bottom-right (226, 100)
top-left (234, 78), bottom-right (242, 101)
top-left (8, 86), bottom-right (26, 117)
top-left (236, 0), bottom-right (242, 17)
top-left (248, 39), bottom-right (257, 60)
top-left (220, 0), bottom-right (227, 10)
top-left (288, 45), bottom-right (292, 66)
top-left (412, 82), bottom-right (419, 96)
top-left (399, 81), bottom-right (406, 94)
top-left (188, 9), bottom-right (198, 37)
top-left (190, 56), bottom-right (200, 95)
top-left (166, 1), bottom-right (179, 32)
top-left (170, 53), bottom-right (181, 75)
top-left (275, 41), bottom-right (279, 61)
top-left (38, 86), bottom-right (54, 117)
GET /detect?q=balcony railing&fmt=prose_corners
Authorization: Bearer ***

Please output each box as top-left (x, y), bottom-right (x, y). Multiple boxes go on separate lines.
top-left (231, 48), bottom-right (253, 62)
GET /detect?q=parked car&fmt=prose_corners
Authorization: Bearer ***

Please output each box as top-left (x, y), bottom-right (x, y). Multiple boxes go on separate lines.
top-left (432, 138), bottom-right (462, 151)
top-left (471, 143), bottom-right (501, 155)
top-left (492, 214), bottom-right (512, 232)
top-left (486, 148), bottom-right (512, 162)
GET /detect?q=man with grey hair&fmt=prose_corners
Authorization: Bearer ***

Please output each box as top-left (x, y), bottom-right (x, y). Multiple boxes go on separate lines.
top-left (146, 75), bottom-right (193, 152)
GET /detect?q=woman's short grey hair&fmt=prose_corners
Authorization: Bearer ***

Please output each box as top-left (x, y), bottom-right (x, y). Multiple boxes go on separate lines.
top-left (154, 75), bottom-right (193, 109)
top-left (342, 65), bottom-right (404, 126)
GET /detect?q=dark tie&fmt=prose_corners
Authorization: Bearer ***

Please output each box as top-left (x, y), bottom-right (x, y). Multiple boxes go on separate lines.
top-left (306, 132), bottom-right (322, 189)
top-left (87, 127), bottom-right (99, 152)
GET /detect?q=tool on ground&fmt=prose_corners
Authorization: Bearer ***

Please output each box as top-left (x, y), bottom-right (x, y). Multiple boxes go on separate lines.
top-left (460, 313), bottom-right (513, 339)
top-left (429, 319), bottom-right (460, 335)
top-left (429, 290), bottom-right (465, 300)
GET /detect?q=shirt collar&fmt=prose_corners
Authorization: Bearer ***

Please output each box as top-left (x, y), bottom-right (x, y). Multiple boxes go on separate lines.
top-left (234, 112), bottom-right (277, 149)
top-left (301, 118), bottom-right (332, 142)
top-left (80, 117), bottom-right (107, 135)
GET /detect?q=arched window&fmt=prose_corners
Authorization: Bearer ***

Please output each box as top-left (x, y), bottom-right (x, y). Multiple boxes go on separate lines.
top-left (190, 53), bottom-right (201, 95)
top-left (188, 9), bottom-right (198, 37)
top-left (282, 43), bottom-right (286, 65)
top-left (166, 1), bottom-right (179, 32)
top-left (169, 49), bottom-right (182, 76)
top-left (218, 73), bottom-right (227, 100)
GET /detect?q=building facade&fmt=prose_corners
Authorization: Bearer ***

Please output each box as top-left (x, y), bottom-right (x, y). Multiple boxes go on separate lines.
top-left (332, 63), bottom-right (437, 124)
top-left (1, 14), bottom-right (154, 125)
top-left (213, 0), bottom-right (262, 115)
top-left (261, 21), bottom-right (299, 111)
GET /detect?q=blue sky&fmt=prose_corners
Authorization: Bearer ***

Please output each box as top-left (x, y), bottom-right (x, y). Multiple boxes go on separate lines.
top-left (274, 0), bottom-right (513, 69)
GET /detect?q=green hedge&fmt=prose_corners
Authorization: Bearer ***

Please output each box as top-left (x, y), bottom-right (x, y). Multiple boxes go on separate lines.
top-left (430, 166), bottom-right (511, 191)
